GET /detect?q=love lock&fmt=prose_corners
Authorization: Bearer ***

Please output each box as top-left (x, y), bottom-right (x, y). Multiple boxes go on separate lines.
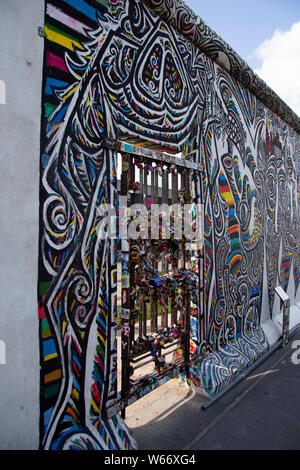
top-left (154, 355), bottom-right (166, 373)
top-left (122, 160), bottom-right (129, 172)
top-left (157, 355), bottom-right (166, 366)
top-left (172, 328), bottom-right (179, 339)
top-left (148, 277), bottom-right (160, 288)
top-left (147, 335), bottom-right (155, 345)
top-left (130, 244), bottom-right (140, 262)
top-left (131, 308), bottom-right (139, 320)
top-left (163, 328), bottom-right (170, 338)
top-left (170, 164), bottom-right (177, 175)
top-left (135, 160), bottom-right (143, 170)
top-left (128, 181), bottom-right (140, 193)
top-left (130, 287), bottom-right (139, 297)
top-left (178, 190), bottom-right (185, 203)
top-left (136, 336), bottom-right (144, 351)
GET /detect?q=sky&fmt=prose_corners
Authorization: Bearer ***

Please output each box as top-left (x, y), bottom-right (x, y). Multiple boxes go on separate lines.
top-left (184, 0), bottom-right (300, 116)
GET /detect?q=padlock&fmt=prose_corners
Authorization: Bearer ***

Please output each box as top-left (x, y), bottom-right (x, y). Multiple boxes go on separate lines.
top-left (172, 328), bottom-right (179, 339)
top-left (131, 308), bottom-right (139, 320)
top-left (122, 160), bottom-right (129, 172)
top-left (130, 244), bottom-right (140, 262)
top-left (136, 336), bottom-right (144, 351)
top-left (157, 166), bottom-right (164, 177)
top-left (149, 275), bottom-right (162, 288)
top-left (170, 164), bottom-right (177, 175)
top-left (135, 160), bottom-right (143, 170)
top-left (128, 181), bottom-right (140, 192)
top-left (157, 355), bottom-right (166, 366)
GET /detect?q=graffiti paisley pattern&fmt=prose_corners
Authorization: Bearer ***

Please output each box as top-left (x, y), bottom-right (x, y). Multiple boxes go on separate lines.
top-left (140, 0), bottom-right (300, 133)
top-left (39, 0), bottom-right (300, 448)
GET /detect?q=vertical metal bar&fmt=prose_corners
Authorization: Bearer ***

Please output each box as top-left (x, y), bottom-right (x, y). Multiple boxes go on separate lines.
top-left (151, 166), bottom-right (155, 204)
top-left (183, 168), bottom-right (190, 379)
top-left (184, 293), bottom-right (190, 380)
top-left (153, 165), bottom-right (158, 205)
top-left (199, 253), bottom-right (204, 344)
top-left (138, 161), bottom-right (144, 339)
top-left (200, 171), bottom-right (205, 346)
top-left (129, 159), bottom-right (135, 348)
top-left (143, 163), bottom-right (150, 337)
top-left (172, 172), bottom-right (178, 204)
top-left (139, 159), bottom-right (144, 204)
top-left (162, 168), bottom-right (168, 273)
top-left (171, 170), bottom-right (178, 324)
top-left (183, 169), bottom-right (188, 271)
top-left (144, 163), bottom-right (148, 203)
top-left (143, 162), bottom-right (149, 245)
top-left (167, 296), bottom-right (170, 328)
top-left (139, 305), bottom-right (143, 338)
top-left (150, 293), bottom-right (155, 333)
top-left (163, 300), bottom-right (168, 329)
top-left (120, 153), bottom-right (130, 419)
top-left (150, 166), bottom-right (156, 333)
top-left (153, 166), bottom-right (159, 301)
top-left (142, 300), bottom-right (147, 336)
top-left (171, 295), bottom-right (177, 326)
top-left (193, 168), bottom-right (203, 346)
top-left (153, 292), bottom-right (158, 332)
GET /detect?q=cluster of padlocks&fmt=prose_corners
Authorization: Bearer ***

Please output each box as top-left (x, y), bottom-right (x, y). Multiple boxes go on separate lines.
top-left (118, 148), bottom-right (203, 416)
top-left (127, 228), bottom-right (200, 364)
top-left (129, 262), bottom-right (200, 322)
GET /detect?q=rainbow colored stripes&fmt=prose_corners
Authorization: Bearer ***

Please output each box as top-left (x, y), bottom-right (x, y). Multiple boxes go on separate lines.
top-left (219, 172), bottom-right (242, 272)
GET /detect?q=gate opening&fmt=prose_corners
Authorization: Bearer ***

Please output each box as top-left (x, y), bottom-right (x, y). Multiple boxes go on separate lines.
top-left (103, 140), bottom-right (204, 420)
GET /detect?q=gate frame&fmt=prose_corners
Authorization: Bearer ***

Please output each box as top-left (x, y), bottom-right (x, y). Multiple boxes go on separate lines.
top-left (102, 138), bottom-right (204, 419)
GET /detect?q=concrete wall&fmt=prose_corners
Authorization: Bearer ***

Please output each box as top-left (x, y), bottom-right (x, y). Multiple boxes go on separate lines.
top-left (37, 0), bottom-right (300, 450)
top-left (1, 0), bottom-right (300, 450)
top-left (0, 0), bottom-right (44, 449)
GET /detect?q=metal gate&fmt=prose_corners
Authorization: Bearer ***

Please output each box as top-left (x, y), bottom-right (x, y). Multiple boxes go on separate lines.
top-left (104, 139), bottom-right (204, 419)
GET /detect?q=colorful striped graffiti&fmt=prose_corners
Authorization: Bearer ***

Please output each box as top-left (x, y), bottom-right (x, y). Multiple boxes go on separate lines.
top-left (38, 0), bottom-right (300, 448)
top-left (188, 61), bottom-right (300, 394)
top-left (38, 0), bottom-right (137, 450)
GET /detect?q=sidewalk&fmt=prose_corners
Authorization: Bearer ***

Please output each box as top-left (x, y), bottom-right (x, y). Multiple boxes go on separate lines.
top-left (124, 325), bottom-right (300, 450)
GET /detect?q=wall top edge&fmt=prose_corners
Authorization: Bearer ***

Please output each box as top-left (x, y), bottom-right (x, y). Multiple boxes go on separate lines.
top-left (140, 0), bottom-right (300, 134)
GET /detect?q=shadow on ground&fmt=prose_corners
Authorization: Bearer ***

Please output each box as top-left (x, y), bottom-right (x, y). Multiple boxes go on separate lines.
top-left (124, 379), bottom-right (208, 450)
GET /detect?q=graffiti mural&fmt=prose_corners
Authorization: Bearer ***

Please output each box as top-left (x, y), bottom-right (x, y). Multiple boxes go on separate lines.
top-left (187, 58), bottom-right (300, 393)
top-left (38, 0), bottom-right (300, 448)
top-left (38, 0), bottom-right (137, 450)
